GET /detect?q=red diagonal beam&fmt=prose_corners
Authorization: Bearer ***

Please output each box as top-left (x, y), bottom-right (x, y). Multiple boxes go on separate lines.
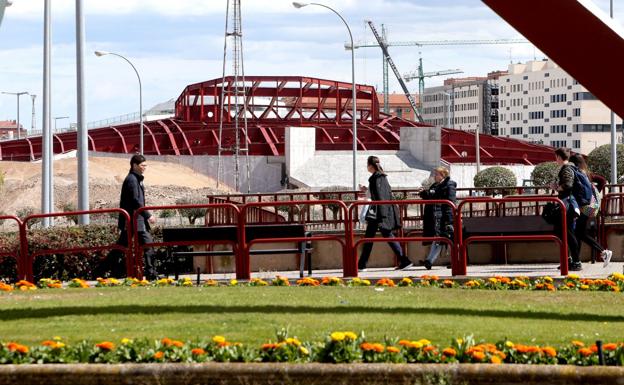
top-left (257, 125), bottom-right (279, 156)
top-left (483, 0), bottom-right (624, 118)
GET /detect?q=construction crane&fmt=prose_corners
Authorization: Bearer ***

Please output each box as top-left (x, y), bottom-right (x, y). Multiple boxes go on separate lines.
top-left (347, 25), bottom-right (529, 116)
top-left (365, 20), bottom-right (424, 122)
top-left (404, 58), bottom-right (463, 111)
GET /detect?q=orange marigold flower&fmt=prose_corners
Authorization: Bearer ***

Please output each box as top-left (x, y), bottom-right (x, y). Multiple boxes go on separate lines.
top-left (443, 279), bottom-right (454, 287)
top-left (262, 343), bottom-right (277, 350)
top-left (515, 344), bottom-right (529, 354)
top-left (171, 340), bottom-right (184, 348)
top-left (472, 351), bottom-right (486, 361)
top-left (542, 347), bottom-right (557, 357)
top-left (398, 340), bottom-right (411, 346)
top-left (603, 343), bottom-right (618, 351)
top-left (372, 343), bottom-right (385, 353)
top-left (423, 345), bottom-right (436, 353)
top-left (578, 348), bottom-right (593, 357)
top-left (386, 346), bottom-right (400, 354)
top-left (191, 348), bottom-right (205, 355)
top-left (41, 340), bottom-right (56, 347)
top-left (527, 346), bottom-right (541, 353)
top-left (153, 351), bottom-right (164, 360)
top-left (589, 345), bottom-right (598, 353)
top-left (161, 338), bottom-right (173, 347)
top-left (490, 355), bottom-right (502, 364)
top-left (571, 340), bottom-right (585, 347)
top-left (7, 342), bottom-right (29, 354)
top-left (95, 341), bottom-right (115, 351)
top-left (442, 348), bottom-right (456, 357)
top-left (360, 342), bottom-right (374, 351)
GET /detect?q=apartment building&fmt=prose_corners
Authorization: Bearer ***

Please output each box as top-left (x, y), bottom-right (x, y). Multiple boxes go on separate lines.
top-left (421, 72), bottom-right (505, 135)
top-left (498, 59), bottom-right (621, 154)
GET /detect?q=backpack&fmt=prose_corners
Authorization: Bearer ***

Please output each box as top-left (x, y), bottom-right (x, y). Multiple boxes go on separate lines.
top-left (580, 182), bottom-right (601, 217)
top-left (570, 166), bottom-right (593, 207)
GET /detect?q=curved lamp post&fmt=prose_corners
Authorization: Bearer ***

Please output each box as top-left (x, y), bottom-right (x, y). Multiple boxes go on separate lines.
top-left (293, 2), bottom-right (358, 191)
top-left (0, 0), bottom-right (12, 27)
top-left (94, 50), bottom-right (144, 154)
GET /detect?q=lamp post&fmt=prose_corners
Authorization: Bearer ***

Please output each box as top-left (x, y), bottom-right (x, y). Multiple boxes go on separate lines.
top-left (0, 0), bottom-right (12, 27)
top-left (94, 50), bottom-right (144, 155)
top-left (293, 2), bottom-right (357, 191)
top-left (54, 116), bottom-right (69, 133)
top-left (475, 124), bottom-right (481, 173)
top-left (610, 0), bottom-right (618, 184)
top-left (2, 91), bottom-right (29, 139)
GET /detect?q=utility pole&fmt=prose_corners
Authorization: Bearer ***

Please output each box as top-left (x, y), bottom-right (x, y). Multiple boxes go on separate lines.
top-left (30, 94), bottom-right (37, 134)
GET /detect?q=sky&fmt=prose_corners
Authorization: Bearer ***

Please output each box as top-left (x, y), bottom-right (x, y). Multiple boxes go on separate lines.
top-left (0, 0), bottom-right (623, 132)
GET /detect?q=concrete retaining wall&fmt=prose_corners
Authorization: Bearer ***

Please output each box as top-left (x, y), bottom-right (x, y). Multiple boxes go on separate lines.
top-left (0, 363), bottom-right (622, 385)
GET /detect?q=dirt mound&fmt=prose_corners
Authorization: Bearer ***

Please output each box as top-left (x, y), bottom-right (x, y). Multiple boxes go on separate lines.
top-left (0, 156), bottom-right (229, 217)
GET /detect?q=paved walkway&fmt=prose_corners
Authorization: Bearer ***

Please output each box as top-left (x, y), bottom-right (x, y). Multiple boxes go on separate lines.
top-left (175, 262), bottom-right (624, 282)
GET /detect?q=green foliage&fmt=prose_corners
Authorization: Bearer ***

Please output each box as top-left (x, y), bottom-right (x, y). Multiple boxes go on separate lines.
top-left (16, 206), bottom-right (41, 229)
top-left (531, 162), bottom-right (560, 186)
top-left (175, 197), bottom-right (207, 225)
top-left (318, 186), bottom-right (355, 217)
top-left (587, 144), bottom-right (624, 181)
top-left (473, 166), bottom-right (517, 195)
top-left (159, 209), bottom-right (176, 218)
top-left (60, 201), bottom-right (79, 225)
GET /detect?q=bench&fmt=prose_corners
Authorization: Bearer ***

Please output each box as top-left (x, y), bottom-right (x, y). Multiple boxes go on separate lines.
top-left (162, 224), bottom-right (313, 278)
top-left (462, 216), bottom-right (557, 263)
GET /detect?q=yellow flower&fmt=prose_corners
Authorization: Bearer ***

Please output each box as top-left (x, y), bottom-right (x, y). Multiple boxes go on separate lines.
top-left (56, 342), bottom-right (65, 348)
top-left (418, 339), bottom-right (431, 346)
top-left (229, 279), bottom-right (238, 286)
top-left (212, 336), bottom-right (226, 344)
top-left (580, 284), bottom-right (589, 290)
top-left (344, 332), bottom-right (357, 340)
top-left (299, 346), bottom-right (309, 355)
top-left (362, 279), bottom-right (371, 286)
top-left (488, 277), bottom-right (498, 284)
top-left (567, 274), bottom-right (580, 280)
top-left (409, 341), bottom-right (423, 349)
top-left (505, 341), bottom-right (514, 348)
top-left (331, 332), bottom-right (346, 342)
top-left (53, 336), bottom-right (62, 341)
top-left (543, 276), bottom-right (553, 283)
top-left (121, 338), bottom-right (132, 345)
top-left (286, 338), bottom-right (301, 346)
top-left (456, 338), bottom-right (463, 345)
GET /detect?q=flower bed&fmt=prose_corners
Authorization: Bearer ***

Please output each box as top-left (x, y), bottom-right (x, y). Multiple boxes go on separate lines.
top-left (0, 332), bottom-right (622, 366)
top-left (2, 274), bottom-right (623, 292)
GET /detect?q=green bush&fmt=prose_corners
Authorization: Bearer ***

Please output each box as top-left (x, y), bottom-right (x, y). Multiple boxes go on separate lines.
top-left (587, 144), bottom-right (624, 181)
top-left (473, 166), bottom-right (517, 195)
top-left (318, 186), bottom-right (355, 218)
top-left (531, 162), bottom-right (560, 186)
top-left (175, 197), bottom-right (207, 225)
top-left (60, 201), bottom-right (79, 225)
top-left (159, 209), bottom-right (176, 218)
top-left (16, 206), bottom-right (41, 229)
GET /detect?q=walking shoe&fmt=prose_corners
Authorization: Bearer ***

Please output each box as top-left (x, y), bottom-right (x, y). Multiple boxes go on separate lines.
top-left (424, 260), bottom-right (432, 270)
top-left (602, 249), bottom-right (613, 268)
top-left (395, 260), bottom-right (414, 270)
top-left (569, 262), bottom-right (583, 271)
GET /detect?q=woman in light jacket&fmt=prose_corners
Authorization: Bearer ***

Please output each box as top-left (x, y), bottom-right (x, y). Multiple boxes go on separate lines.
top-left (358, 156), bottom-right (413, 271)
top-left (419, 166), bottom-right (456, 270)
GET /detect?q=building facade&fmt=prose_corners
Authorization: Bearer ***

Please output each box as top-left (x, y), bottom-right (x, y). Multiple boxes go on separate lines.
top-left (498, 59), bottom-right (621, 154)
top-left (0, 120), bottom-right (24, 140)
top-left (421, 72), bottom-right (505, 135)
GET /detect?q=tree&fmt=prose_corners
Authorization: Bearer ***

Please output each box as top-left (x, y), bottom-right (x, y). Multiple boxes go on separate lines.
top-left (531, 162), bottom-right (559, 186)
top-left (473, 166), bottom-right (517, 195)
top-left (587, 144), bottom-right (624, 182)
top-left (175, 197), bottom-right (207, 225)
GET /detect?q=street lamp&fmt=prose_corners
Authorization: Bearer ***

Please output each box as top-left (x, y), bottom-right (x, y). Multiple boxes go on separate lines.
top-left (94, 50), bottom-right (144, 154)
top-left (2, 91), bottom-right (29, 139)
top-left (54, 116), bottom-right (69, 133)
top-left (0, 0), bottom-right (12, 27)
top-left (293, 2), bottom-right (358, 191)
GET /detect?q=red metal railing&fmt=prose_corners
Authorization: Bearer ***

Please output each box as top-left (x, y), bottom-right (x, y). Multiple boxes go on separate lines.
top-left (21, 209), bottom-right (132, 282)
top-left (348, 199), bottom-right (459, 276)
top-left (0, 215), bottom-right (23, 280)
top-left (239, 200), bottom-right (351, 280)
top-left (134, 203), bottom-right (241, 278)
top-left (597, 193), bottom-right (624, 249)
top-left (457, 196), bottom-right (569, 276)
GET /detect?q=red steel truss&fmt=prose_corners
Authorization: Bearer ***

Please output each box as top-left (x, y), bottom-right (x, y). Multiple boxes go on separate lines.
top-left (0, 75), bottom-right (554, 164)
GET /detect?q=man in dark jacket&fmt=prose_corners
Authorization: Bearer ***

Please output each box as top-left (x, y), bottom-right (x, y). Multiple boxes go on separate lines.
top-left (117, 154), bottom-right (158, 280)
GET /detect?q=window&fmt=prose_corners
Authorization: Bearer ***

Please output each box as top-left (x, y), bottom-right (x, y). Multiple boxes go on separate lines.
top-left (550, 124), bottom-right (567, 133)
top-left (550, 109), bottom-right (567, 118)
top-left (572, 140), bottom-right (581, 149)
top-left (573, 92), bottom-right (598, 101)
top-left (573, 108), bottom-right (581, 117)
top-left (529, 111), bottom-right (544, 119)
top-left (550, 140), bottom-right (566, 147)
top-left (511, 127), bottom-right (523, 135)
top-left (529, 126), bottom-right (543, 134)
top-left (550, 94), bottom-right (567, 103)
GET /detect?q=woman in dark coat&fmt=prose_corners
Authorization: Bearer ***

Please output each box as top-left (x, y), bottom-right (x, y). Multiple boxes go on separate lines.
top-left (358, 156), bottom-right (413, 271)
top-left (418, 166), bottom-right (456, 270)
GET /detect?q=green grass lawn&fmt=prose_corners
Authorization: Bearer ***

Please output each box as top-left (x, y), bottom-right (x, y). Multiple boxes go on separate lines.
top-left (0, 286), bottom-right (622, 346)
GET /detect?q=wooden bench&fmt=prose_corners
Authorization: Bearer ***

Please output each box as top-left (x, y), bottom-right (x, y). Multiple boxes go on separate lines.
top-left (162, 224), bottom-right (313, 278)
top-left (462, 216), bottom-right (556, 263)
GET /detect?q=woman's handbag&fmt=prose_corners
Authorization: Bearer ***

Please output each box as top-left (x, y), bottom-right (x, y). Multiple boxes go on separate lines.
top-left (541, 202), bottom-right (561, 224)
top-left (365, 204), bottom-right (378, 221)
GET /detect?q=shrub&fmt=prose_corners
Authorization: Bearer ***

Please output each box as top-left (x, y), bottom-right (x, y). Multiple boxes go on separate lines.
top-left (318, 186), bottom-right (355, 218)
top-left (60, 201), bottom-right (79, 225)
top-left (531, 162), bottom-right (559, 186)
top-left (473, 167), bottom-right (517, 196)
top-left (16, 207), bottom-right (41, 229)
top-left (587, 144), bottom-right (624, 182)
top-left (175, 197), bottom-right (207, 225)
top-left (159, 209), bottom-right (176, 218)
